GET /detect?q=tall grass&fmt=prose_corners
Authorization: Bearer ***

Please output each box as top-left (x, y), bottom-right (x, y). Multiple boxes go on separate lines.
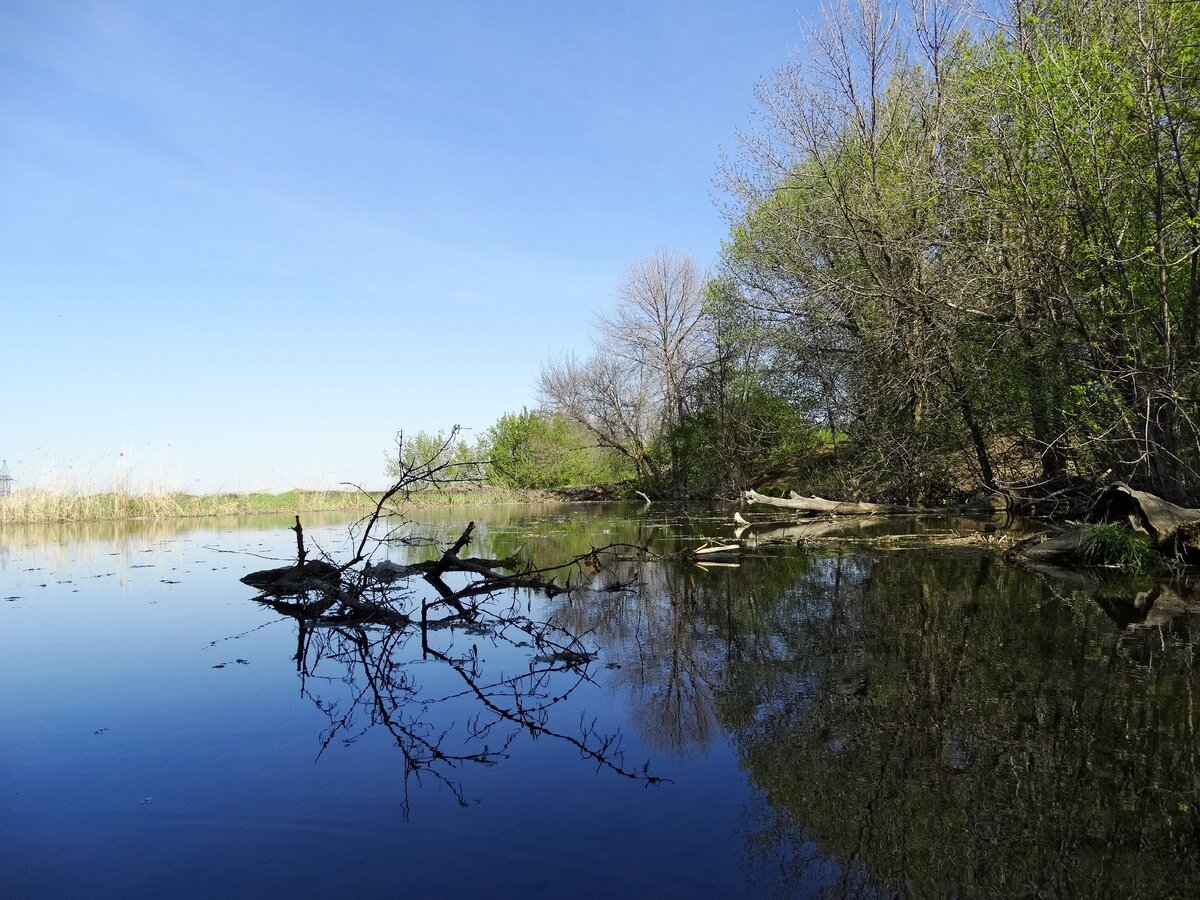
top-left (0, 483), bottom-right (534, 525)
top-left (0, 488), bottom-right (367, 524)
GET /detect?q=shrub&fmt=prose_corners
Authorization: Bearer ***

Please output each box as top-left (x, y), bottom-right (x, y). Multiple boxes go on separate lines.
top-left (486, 409), bottom-right (632, 489)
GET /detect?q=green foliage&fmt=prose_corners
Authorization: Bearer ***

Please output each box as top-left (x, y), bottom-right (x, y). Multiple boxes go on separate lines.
top-left (385, 429), bottom-right (489, 485)
top-left (719, 0), bottom-right (1200, 502)
top-left (485, 408), bottom-right (633, 489)
top-left (670, 379), bottom-right (824, 498)
top-left (1082, 524), bottom-right (1172, 574)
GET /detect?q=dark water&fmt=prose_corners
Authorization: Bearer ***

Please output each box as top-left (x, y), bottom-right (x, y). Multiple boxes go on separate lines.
top-left (2, 504), bottom-right (1198, 898)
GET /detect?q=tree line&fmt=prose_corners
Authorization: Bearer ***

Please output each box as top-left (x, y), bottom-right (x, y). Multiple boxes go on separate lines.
top-left (403, 0), bottom-right (1200, 505)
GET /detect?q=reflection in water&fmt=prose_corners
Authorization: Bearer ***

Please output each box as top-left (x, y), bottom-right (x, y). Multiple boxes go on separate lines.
top-left (0, 509), bottom-right (364, 551)
top-left (0, 510), bottom-right (363, 586)
top-left (252, 523), bottom-right (665, 815)
top-left (5, 502), bottom-right (1198, 896)
top-left (460, 509), bottom-right (1200, 895)
top-left (278, 611), bottom-right (664, 814)
top-left (700, 556), bottom-right (1199, 897)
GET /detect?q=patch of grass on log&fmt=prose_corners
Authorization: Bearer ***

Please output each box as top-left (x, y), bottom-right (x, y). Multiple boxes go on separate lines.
top-left (1081, 523), bottom-right (1173, 574)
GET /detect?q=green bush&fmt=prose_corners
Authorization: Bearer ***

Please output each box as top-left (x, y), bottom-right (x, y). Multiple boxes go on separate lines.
top-left (669, 381), bottom-right (825, 498)
top-left (486, 409), bottom-right (632, 489)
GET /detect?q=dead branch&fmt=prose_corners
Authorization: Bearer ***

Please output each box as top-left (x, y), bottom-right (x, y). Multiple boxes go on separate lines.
top-left (238, 438), bottom-right (663, 812)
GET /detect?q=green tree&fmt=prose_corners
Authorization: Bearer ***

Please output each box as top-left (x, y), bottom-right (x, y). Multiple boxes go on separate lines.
top-left (722, 0), bottom-right (1200, 502)
top-left (485, 408), bottom-right (633, 489)
top-left (954, 0), bottom-right (1200, 499)
top-left (384, 428), bottom-right (488, 487)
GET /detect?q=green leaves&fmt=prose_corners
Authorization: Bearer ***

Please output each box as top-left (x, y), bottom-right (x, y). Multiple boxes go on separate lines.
top-left (722, 0), bottom-right (1200, 501)
top-left (485, 409), bottom-right (632, 490)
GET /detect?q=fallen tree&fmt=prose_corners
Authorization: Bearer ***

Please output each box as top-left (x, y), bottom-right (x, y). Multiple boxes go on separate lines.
top-left (1007, 482), bottom-right (1200, 572)
top-left (741, 482), bottom-right (1200, 571)
top-left (741, 489), bottom-right (922, 516)
top-left (740, 489), bottom-right (992, 516)
top-left (237, 428), bottom-right (663, 813)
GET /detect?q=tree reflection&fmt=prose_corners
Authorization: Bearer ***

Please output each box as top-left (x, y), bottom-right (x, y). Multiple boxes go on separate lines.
top-left (547, 551), bottom-right (826, 758)
top-left (244, 482), bottom-right (1200, 892)
top-left (709, 555), bottom-right (1200, 897)
top-left (542, 528), bottom-right (1200, 896)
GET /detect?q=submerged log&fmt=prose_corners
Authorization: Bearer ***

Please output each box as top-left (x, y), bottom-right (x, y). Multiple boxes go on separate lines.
top-left (240, 559), bottom-right (340, 594)
top-left (735, 516), bottom-right (883, 544)
top-left (1005, 529), bottom-right (1091, 567)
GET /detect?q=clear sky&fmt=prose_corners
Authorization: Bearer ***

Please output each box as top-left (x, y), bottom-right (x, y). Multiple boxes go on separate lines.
top-left (1, 0), bottom-right (813, 494)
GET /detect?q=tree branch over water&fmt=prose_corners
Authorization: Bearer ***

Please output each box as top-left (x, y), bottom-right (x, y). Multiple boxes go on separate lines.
top-left (238, 432), bottom-right (665, 814)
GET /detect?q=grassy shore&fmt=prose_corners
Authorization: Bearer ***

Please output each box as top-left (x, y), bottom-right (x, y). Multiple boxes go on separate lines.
top-left (0, 485), bottom-right (529, 525)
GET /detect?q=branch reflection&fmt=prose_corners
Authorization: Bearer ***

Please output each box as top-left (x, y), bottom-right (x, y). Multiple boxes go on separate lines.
top-left (247, 523), bottom-right (664, 816)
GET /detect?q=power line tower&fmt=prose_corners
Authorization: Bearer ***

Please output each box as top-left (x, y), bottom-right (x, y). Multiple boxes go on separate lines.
top-left (0, 460), bottom-right (12, 498)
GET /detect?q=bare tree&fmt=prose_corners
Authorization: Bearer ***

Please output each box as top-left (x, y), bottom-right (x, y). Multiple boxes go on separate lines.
top-left (538, 352), bottom-right (662, 481)
top-left (539, 250), bottom-right (711, 492)
top-left (599, 250), bottom-right (709, 432)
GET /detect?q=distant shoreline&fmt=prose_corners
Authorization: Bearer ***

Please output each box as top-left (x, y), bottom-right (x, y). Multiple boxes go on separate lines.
top-left (0, 485), bottom-right (544, 525)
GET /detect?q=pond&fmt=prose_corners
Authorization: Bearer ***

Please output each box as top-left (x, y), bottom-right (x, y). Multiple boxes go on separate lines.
top-left (2, 503), bottom-right (1198, 897)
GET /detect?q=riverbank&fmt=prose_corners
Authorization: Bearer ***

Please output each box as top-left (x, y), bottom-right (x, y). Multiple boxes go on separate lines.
top-left (0, 484), bottom-right (532, 525)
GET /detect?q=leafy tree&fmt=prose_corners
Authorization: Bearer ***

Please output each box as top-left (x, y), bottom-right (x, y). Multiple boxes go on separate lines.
top-left (954, 0), bottom-right (1200, 499)
top-left (485, 408), bottom-right (633, 489)
top-left (384, 428), bottom-right (488, 487)
top-left (720, 0), bottom-right (1200, 502)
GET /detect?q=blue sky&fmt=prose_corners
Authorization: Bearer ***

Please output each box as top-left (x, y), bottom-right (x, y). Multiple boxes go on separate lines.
top-left (1, 1), bottom-right (813, 493)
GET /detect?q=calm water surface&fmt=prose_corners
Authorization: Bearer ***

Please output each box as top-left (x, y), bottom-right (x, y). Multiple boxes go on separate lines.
top-left (2, 503), bottom-right (1198, 898)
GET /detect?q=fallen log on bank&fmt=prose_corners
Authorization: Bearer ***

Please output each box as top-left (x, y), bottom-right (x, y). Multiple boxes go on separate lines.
top-left (740, 489), bottom-right (993, 516)
top-left (1007, 482), bottom-right (1200, 571)
top-left (740, 481), bottom-right (1200, 571)
top-left (741, 489), bottom-right (920, 516)
top-left (1091, 483), bottom-right (1200, 554)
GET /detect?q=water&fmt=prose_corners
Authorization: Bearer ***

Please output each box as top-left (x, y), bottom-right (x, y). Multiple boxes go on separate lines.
top-left (2, 504), bottom-right (1198, 897)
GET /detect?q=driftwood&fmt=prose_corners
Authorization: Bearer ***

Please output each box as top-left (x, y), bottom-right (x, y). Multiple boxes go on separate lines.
top-left (742, 489), bottom-right (920, 516)
top-left (741, 489), bottom-right (998, 516)
top-left (241, 559), bottom-right (340, 594)
top-left (1090, 482), bottom-right (1200, 554)
top-left (694, 542), bottom-right (741, 555)
top-left (1007, 482), bottom-right (1200, 571)
top-left (240, 508), bottom-right (662, 809)
top-left (241, 520), bottom-right (602, 606)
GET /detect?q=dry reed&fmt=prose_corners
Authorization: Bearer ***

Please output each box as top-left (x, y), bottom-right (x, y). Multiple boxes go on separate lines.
top-left (0, 483), bottom-right (532, 525)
